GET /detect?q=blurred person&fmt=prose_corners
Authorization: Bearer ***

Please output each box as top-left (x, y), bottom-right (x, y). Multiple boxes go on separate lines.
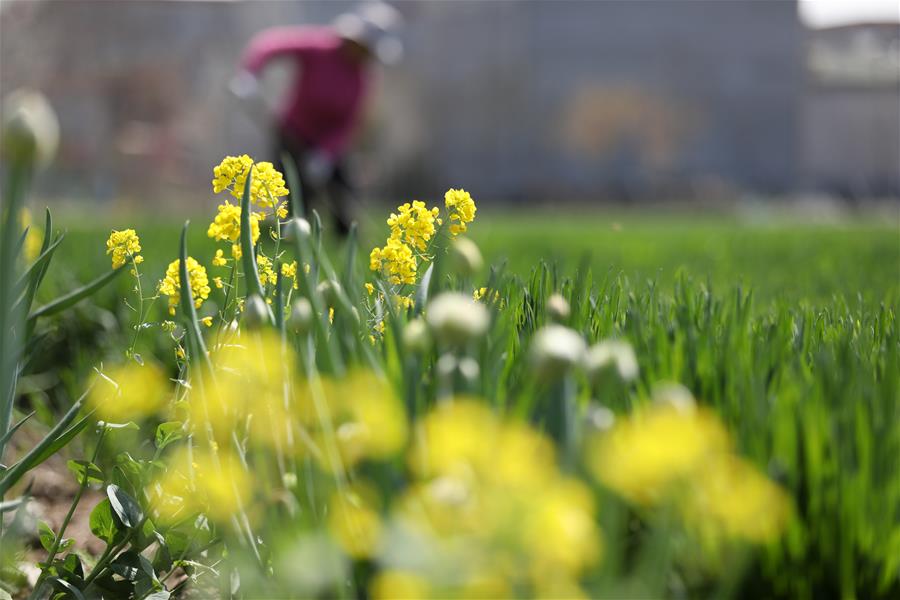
top-left (231, 2), bottom-right (403, 234)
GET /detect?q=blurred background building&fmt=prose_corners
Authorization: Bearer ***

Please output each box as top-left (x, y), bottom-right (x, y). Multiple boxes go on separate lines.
top-left (1, 0), bottom-right (898, 205)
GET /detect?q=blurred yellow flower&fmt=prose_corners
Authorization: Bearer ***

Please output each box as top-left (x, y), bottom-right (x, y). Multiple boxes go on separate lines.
top-left (370, 571), bottom-right (430, 600)
top-left (192, 332), bottom-right (294, 449)
top-left (212, 154), bottom-right (289, 209)
top-left (106, 228), bottom-right (143, 270)
top-left (444, 188), bottom-right (476, 236)
top-left (158, 257), bottom-right (211, 316)
top-left (88, 362), bottom-right (168, 422)
top-left (365, 282), bottom-right (375, 295)
top-left (20, 208), bottom-right (42, 262)
top-left (681, 454), bottom-right (792, 544)
top-left (393, 400), bottom-right (600, 591)
top-left (327, 485), bottom-right (383, 559)
top-left (152, 447), bottom-right (252, 524)
top-left (309, 372), bottom-right (407, 470)
top-left (586, 403), bottom-right (730, 505)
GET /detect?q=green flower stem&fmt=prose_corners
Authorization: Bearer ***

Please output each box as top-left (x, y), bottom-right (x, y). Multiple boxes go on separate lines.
top-left (29, 427), bottom-right (106, 600)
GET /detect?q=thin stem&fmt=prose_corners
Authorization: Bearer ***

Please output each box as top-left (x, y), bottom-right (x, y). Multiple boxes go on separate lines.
top-left (29, 428), bottom-right (107, 599)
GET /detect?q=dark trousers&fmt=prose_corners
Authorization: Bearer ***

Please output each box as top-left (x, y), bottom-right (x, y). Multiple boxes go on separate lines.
top-left (274, 129), bottom-right (354, 236)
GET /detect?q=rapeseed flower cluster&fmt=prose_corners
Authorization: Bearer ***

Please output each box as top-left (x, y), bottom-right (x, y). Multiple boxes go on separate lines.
top-left (257, 254), bottom-right (278, 286)
top-left (186, 332), bottom-right (294, 448)
top-left (373, 401), bottom-right (600, 597)
top-left (207, 200), bottom-right (262, 259)
top-left (586, 397), bottom-right (791, 545)
top-left (369, 236), bottom-right (417, 285)
top-left (105, 228), bottom-right (143, 269)
top-left (304, 372), bottom-right (408, 470)
top-left (387, 200), bottom-right (440, 252)
top-left (158, 257), bottom-right (211, 315)
top-left (369, 190), bottom-right (476, 288)
top-left (444, 188), bottom-right (476, 236)
top-left (212, 154), bottom-right (289, 210)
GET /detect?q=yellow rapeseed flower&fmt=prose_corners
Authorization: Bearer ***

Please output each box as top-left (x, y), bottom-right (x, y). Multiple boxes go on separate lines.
top-left (444, 188), bottom-right (476, 236)
top-left (391, 400), bottom-right (600, 591)
top-left (106, 228), bottom-right (144, 270)
top-left (369, 236), bottom-right (417, 285)
top-left (212, 154), bottom-right (289, 209)
top-left (365, 282), bottom-right (375, 296)
top-left (586, 403), bottom-right (731, 505)
top-left (281, 260), bottom-right (299, 289)
top-left (20, 208), bottom-right (42, 263)
top-left (207, 200), bottom-right (261, 259)
top-left (151, 448), bottom-right (252, 524)
top-left (681, 454), bottom-right (792, 544)
top-left (158, 257), bottom-right (211, 315)
top-left (212, 248), bottom-right (227, 267)
top-left (327, 485), bottom-right (383, 559)
top-left (88, 362), bottom-right (168, 422)
top-left (387, 200), bottom-right (440, 252)
top-left (256, 254), bottom-right (278, 286)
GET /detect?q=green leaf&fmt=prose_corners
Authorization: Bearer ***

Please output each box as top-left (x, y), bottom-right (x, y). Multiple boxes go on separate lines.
top-left (177, 222), bottom-right (211, 370)
top-left (89, 498), bottom-right (120, 544)
top-left (100, 421), bottom-right (140, 431)
top-left (0, 410), bottom-right (35, 449)
top-left (109, 550), bottom-right (156, 583)
top-left (0, 394), bottom-right (91, 497)
top-left (50, 578), bottom-right (85, 600)
top-left (154, 421), bottom-right (184, 450)
top-left (107, 484), bottom-right (143, 529)
top-left (59, 553), bottom-right (84, 579)
top-left (38, 520), bottom-right (55, 552)
top-left (238, 167), bottom-right (271, 321)
top-left (28, 264), bottom-right (127, 321)
top-left (66, 460), bottom-right (104, 485)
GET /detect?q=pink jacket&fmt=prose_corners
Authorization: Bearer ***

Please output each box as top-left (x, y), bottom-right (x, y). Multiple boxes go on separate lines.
top-left (241, 26), bottom-right (370, 159)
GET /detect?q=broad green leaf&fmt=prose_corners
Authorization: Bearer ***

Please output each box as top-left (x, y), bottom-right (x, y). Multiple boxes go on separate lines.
top-left (89, 498), bottom-right (120, 544)
top-left (66, 460), bottom-right (104, 485)
top-left (38, 520), bottom-right (55, 552)
top-left (154, 421), bottom-right (184, 450)
top-left (59, 553), bottom-right (84, 579)
top-left (107, 484), bottom-right (143, 529)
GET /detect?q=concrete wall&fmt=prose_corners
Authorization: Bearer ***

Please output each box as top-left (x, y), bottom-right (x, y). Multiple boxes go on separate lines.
top-left (0, 0), bottom-right (807, 203)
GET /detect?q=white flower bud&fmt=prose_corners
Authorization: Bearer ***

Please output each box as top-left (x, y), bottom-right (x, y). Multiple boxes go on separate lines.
top-left (426, 292), bottom-right (489, 346)
top-left (2, 89), bottom-right (59, 169)
top-left (585, 403), bottom-right (616, 432)
top-left (402, 317), bottom-right (431, 353)
top-left (450, 237), bottom-right (483, 277)
top-left (584, 340), bottom-right (639, 383)
top-left (281, 217), bottom-right (311, 243)
top-left (241, 294), bottom-right (269, 329)
top-left (530, 325), bottom-right (586, 380)
top-left (316, 279), bottom-right (342, 306)
top-left (547, 293), bottom-right (570, 322)
top-left (652, 382), bottom-right (696, 414)
top-left (289, 297), bottom-right (314, 334)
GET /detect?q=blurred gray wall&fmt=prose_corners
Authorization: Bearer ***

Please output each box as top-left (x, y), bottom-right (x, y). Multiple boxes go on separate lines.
top-left (1, 0), bottom-right (891, 203)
